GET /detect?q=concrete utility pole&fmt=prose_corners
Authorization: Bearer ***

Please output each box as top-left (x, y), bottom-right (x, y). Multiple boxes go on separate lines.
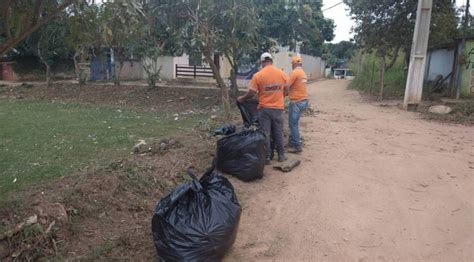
top-left (456, 0), bottom-right (471, 99)
top-left (403, 0), bottom-right (433, 110)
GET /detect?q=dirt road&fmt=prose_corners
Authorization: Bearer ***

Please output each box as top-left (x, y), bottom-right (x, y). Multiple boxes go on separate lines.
top-left (226, 80), bottom-right (473, 261)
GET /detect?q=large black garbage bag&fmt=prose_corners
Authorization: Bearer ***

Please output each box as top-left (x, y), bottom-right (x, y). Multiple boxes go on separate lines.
top-left (237, 99), bottom-right (259, 127)
top-left (152, 169), bottom-right (241, 262)
top-left (216, 129), bottom-right (267, 182)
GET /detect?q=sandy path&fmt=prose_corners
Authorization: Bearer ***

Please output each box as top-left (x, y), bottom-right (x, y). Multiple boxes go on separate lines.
top-left (225, 80), bottom-right (474, 261)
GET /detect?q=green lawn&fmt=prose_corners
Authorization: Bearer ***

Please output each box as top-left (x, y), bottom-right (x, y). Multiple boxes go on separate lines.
top-left (0, 99), bottom-right (205, 196)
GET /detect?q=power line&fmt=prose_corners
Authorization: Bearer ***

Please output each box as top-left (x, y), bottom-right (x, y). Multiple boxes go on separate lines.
top-left (322, 2), bottom-right (343, 12)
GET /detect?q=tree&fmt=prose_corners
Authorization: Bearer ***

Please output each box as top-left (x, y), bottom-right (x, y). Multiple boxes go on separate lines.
top-left (134, 0), bottom-right (183, 88)
top-left (100, 0), bottom-right (143, 86)
top-left (255, 0), bottom-right (335, 56)
top-left (31, 17), bottom-right (69, 86)
top-left (218, 0), bottom-right (259, 98)
top-left (344, 0), bottom-right (460, 99)
top-left (66, 2), bottom-right (100, 85)
top-left (162, 0), bottom-right (246, 121)
top-left (0, 0), bottom-right (76, 56)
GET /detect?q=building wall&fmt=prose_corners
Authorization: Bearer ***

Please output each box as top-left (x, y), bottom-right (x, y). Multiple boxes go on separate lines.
top-left (117, 60), bottom-right (143, 80)
top-left (142, 56), bottom-right (174, 80)
top-left (461, 40), bottom-right (474, 96)
top-left (0, 62), bottom-right (19, 81)
top-left (425, 48), bottom-right (455, 82)
top-left (272, 46), bottom-right (326, 80)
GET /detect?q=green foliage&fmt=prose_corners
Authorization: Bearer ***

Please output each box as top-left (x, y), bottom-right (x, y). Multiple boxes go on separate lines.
top-left (0, 99), bottom-right (206, 197)
top-left (99, 0), bottom-right (144, 85)
top-left (325, 41), bottom-right (356, 60)
top-left (344, 0), bottom-right (460, 56)
top-left (255, 0), bottom-right (334, 56)
top-left (0, 0), bottom-right (76, 55)
top-left (349, 52), bottom-right (407, 98)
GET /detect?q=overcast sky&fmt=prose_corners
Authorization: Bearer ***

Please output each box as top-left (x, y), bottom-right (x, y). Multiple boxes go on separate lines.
top-left (322, 0), bottom-right (474, 44)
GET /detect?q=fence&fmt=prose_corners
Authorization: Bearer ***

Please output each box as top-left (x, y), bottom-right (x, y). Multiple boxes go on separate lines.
top-left (175, 64), bottom-right (214, 78)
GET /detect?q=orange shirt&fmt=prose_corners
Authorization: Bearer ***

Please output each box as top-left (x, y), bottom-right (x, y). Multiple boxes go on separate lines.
top-left (249, 65), bottom-right (288, 110)
top-left (287, 67), bottom-right (308, 102)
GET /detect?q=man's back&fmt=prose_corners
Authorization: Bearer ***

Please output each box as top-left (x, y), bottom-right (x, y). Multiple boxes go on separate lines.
top-left (249, 65), bottom-right (288, 110)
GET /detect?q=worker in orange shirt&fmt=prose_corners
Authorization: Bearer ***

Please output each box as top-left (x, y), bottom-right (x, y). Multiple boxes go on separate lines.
top-left (237, 52), bottom-right (288, 164)
top-left (286, 56), bottom-right (309, 154)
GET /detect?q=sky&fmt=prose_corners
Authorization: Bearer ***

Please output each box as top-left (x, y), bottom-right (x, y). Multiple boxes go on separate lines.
top-left (322, 0), bottom-right (474, 44)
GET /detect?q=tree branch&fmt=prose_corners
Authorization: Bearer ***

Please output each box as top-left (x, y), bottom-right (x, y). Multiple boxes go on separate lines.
top-left (0, 0), bottom-right (75, 56)
top-left (32, 0), bottom-right (44, 26)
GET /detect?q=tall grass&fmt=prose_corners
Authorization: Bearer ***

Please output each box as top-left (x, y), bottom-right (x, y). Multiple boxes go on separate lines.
top-left (349, 52), bottom-right (408, 99)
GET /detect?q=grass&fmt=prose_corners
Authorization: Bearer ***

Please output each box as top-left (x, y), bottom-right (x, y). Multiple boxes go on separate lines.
top-left (0, 99), bottom-right (206, 197)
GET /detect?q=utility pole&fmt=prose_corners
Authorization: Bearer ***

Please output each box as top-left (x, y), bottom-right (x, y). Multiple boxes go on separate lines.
top-left (403, 0), bottom-right (433, 110)
top-left (456, 0), bottom-right (470, 99)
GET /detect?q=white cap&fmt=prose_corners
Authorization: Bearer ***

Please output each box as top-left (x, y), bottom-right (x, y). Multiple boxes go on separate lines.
top-left (260, 52), bottom-right (273, 62)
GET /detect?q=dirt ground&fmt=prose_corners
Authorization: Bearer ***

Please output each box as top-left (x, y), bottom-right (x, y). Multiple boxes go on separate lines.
top-left (225, 80), bottom-right (473, 261)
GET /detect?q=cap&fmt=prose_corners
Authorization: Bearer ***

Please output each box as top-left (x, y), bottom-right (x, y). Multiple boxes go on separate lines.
top-left (260, 52), bottom-right (273, 62)
top-left (291, 56), bottom-right (302, 64)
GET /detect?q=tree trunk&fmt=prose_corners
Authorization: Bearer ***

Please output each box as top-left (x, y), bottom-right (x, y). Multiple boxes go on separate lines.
top-left (73, 51), bottom-right (80, 81)
top-left (115, 60), bottom-right (123, 86)
top-left (224, 53), bottom-right (239, 100)
top-left (379, 56), bottom-right (386, 100)
top-left (37, 42), bottom-right (51, 87)
top-left (204, 48), bottom-right (231, 122)
top-left (46, 64), bottom-right (51, 87)
top-left (369, 56), bottom-right (375, 94)
top-left (229, 62), bottom-right (239, 99)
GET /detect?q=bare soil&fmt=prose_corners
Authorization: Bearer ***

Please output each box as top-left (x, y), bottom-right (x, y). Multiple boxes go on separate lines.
top-left (225, 80), bottom-right (473, 261)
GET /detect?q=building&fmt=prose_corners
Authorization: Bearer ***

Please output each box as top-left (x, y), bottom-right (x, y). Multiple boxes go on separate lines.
top-left (425, 37), bottom-right (474, 97)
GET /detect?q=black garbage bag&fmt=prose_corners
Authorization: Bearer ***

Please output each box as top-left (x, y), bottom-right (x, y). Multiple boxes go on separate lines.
top-left (213, 124), bottom-right (237, 136)
top-left (152, 169), bottom-right (241, 262)
top-left (215, 129), bottom-right (266, 182)
top-left (237, 99), bottom-right (259, 127)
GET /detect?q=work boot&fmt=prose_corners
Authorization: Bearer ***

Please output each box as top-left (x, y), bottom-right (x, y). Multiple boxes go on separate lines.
top-left (287, 147), bottom-right (303, 154)
top-left (277, 154), bottom-right (287, 162)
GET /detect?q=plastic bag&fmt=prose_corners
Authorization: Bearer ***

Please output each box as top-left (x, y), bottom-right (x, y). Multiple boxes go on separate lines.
top-left (237, 99), bottom-right (259, 127)
top-left (215, 129), bottom-right (267, 182)
top-left (213, 124), bottom-right (237, 136)
top-left (152, 169), bottom-right (241, 262)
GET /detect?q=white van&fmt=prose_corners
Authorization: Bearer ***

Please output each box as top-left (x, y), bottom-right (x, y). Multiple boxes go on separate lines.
top-left (333, 69), bottom-right (354, 80)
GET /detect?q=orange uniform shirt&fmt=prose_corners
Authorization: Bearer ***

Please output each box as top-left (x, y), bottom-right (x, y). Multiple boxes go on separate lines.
top-left (287, 67), bottom-right (308, 102)
top-left (249, 65), bottom-right (288, 110)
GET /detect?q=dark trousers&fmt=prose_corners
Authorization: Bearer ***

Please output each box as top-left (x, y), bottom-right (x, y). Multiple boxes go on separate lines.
top-left (258, 108), bottom-right (285, 158)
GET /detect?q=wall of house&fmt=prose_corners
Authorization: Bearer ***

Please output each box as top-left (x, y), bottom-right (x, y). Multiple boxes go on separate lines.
top-left (0, 62), bottom-right (19, 81)
top-left (425, 48), bottom-right (455, 82)
top-left (118, 60), bottom-right (143, 80)
top-left (142, 56), bottom-right (174, 80)
top-left (461, 40), bottom-right (474, 96)
top-left (219, 56), bottom-right (232, 79)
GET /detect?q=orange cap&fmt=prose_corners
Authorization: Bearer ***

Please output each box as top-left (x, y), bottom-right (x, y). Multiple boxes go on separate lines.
top-left (291, 56), bottom-right (302, 64)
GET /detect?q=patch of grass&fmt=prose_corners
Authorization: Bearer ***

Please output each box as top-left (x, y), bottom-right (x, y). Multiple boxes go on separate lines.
top-left (0, 99), bottom-right (207, 197)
